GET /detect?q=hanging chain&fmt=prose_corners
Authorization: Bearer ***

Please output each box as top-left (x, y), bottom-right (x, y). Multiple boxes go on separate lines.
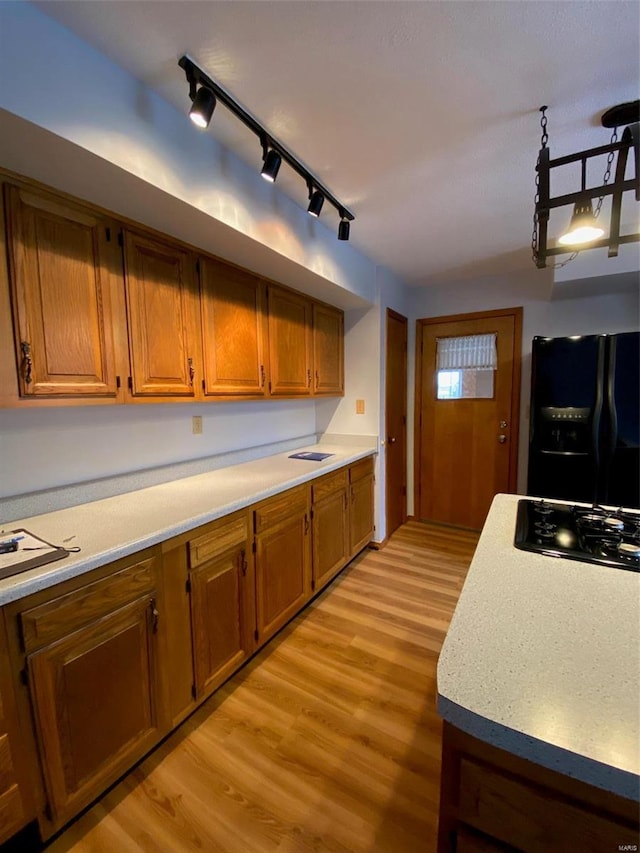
top-left (531, 108), bottom-right (619, 269)
top-left (593, 127), bottom-right (618, 218)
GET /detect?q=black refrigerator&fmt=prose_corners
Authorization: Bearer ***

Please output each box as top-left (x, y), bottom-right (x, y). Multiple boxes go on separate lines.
top-left (528, 332), bottom-right (640, 508)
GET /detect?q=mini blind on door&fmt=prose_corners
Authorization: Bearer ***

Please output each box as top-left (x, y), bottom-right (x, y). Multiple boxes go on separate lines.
top-left (436, 333), bottom-right (497, 371)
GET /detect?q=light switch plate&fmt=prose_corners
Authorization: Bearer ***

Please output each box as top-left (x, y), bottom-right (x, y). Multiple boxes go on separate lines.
top-left (192, 415), bottom-right (203, 434)
top-left (355, 399), bottom-right (365, 415)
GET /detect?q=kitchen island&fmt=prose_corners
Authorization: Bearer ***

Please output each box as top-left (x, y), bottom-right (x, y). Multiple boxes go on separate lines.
top-left (437, 492), bottom-right (639, 851)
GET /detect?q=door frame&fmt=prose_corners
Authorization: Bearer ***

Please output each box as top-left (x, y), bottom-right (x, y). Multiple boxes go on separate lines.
top-left (414, 307), bottom-right (523, 522)
top-left (385, 308), bottom-right (408, 537)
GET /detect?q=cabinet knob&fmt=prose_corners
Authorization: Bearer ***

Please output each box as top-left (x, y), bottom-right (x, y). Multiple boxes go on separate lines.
top-left (388, 436), bottom-right (397, 444)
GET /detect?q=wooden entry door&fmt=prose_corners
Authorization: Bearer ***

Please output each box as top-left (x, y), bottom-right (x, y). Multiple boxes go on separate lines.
top-left (386, 309), bottom-right (408, 538)
top-left (415, 308), bottom-right (522, 530)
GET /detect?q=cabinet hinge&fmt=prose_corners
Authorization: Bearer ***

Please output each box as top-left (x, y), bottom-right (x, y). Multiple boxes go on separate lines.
top-left (252, 540), bottom-right (256, 554)
top-left (117, 231), bottom-right (124, 248)
top-left (202, 378), bottom-right (205, 391)
top-left (196, 258), bottom-right (200, 275)
top-left (105, 227), bottom-right (111, 242)
top-left (311, 579), bottom-right (315, 591)
top-left (43, 801), bottom-right (53, 823)
top-left (19, 667), bottom-right (28, 686)
top-left (116, 375), bottom-right (121, 389)
top-left (269, 381), bottom-right (272, 393)
top-left (127, 376), bottom-right (133, 391)
top-left (191, 684), bottom-right (197, 700)
top-left (310, 508), bottom-right (314, 520)
top-left (254, 628), bottom-right (259, 643)
top-left (185, 577), bottom-right (191, 594)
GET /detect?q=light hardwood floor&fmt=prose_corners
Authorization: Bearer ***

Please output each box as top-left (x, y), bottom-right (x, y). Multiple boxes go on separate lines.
top-left (46, 521), bottom-right (478, 853)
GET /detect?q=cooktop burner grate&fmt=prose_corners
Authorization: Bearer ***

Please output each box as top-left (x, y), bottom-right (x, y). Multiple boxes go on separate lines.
top-left (514, 499), bottom-right (640, 573)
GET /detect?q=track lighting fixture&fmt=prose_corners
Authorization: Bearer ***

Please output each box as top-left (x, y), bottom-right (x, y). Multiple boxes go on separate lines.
top-left (307, 188), bottom-right (324, 218)
top-left (179, 54), bottom-right (354, 240)
top-left (532, 100), bottom-right (639, 268)
top-left (261, 148), bottom-right (282, 183)
top-left (189, 86), bottom-right (216, 129)
top-left (338, 217), bottom-right (350, 241)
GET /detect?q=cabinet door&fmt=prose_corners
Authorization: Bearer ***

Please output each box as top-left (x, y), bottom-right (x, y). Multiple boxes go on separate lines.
top-left (4, 184), bottom-right (120, 397)
top-left (267, 285), bottom-right (312, 396)
top-left (123, 230), bottom-right (199, 397)
top-left (313, 303), bottom-right (344, 396)
top-left (255, 489), bottom-right (311, 644)
top-left (311, 470), bottom-right (349, 592)
top-left (26, 594), bottom-right (161, 829)
top-left (200, 258), bottom-right (268, 397)
top-left (190, 543), bottom-right (254, 699)
top-left (350, 463), bottom-right (374, 556)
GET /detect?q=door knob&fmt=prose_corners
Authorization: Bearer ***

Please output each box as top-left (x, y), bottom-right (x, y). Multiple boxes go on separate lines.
top-left (498, 434), bottom-right (507, 444)
top-left (388, 436), bottom-right (397, 444)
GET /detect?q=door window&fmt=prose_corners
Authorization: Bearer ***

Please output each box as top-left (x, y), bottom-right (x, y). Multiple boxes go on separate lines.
top-left (436, 334), bottom-right (497, 400)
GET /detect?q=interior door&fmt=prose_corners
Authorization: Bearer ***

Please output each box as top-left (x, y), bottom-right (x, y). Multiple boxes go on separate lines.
top-left (416, 308), bottom-right (521, 530)
top-left (385, 309), bottom-right (408, 538)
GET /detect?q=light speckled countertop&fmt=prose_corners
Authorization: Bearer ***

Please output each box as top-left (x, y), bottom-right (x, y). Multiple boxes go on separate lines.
top-left (0, 443), bottom-right (375, 606)
top-left (437, 493), bottom-right (640, 801)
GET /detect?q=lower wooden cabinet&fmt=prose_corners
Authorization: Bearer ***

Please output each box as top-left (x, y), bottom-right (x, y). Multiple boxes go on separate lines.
top-left (15, 553), bottom-right (165, 836)
top-left (254, 485), bottom-right (312, 644)
top-left (188, 512), bottom-right (255, 700)
top-left (311, 469), bottom-right (349, 591)
top-left (0, 457), bottom-right (375, 844)
top-left (438, 722), bottom-right (639, 853)
top-left (349, 457), bottom-right (375, 556)
top-left (0, 617), bottom-right (31, 845)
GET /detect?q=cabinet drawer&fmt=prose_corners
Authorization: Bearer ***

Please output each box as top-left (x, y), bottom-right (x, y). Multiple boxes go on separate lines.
top-left (312, 468), bottom-right (347, 502)
top-left (188, 515), bottom-right (248, 569)
top-left (0, 783), bottom-right (25, 844)
top-left (20, 557), bottom-right (156, 653)
top-left (458, 757), bottom-right (634, 852)
top-left (349, 456), bottom-right (373, 483)
top-left (254, 485), bottom-right (309, 533)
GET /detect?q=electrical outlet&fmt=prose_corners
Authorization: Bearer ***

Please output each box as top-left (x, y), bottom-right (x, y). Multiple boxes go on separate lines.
top-left (356, 399), bottom-right (365, 415)
top-left (192, 415), bottom-right (203, 435)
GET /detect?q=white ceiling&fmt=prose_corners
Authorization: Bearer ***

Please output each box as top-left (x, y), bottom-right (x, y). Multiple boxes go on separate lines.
top-left (32, 0), bottom-right (640, 288)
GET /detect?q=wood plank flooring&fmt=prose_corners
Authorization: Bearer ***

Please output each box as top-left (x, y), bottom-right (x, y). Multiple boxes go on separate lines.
top-left (46, 521), bottom-right (478, 853)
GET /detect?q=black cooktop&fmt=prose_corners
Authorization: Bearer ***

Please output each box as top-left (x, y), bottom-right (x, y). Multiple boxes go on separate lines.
top-left (514, 499), bottom-right (640, 573)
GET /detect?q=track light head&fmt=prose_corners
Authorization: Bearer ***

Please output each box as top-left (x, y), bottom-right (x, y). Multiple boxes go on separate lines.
top-left (307, 190), bottom-right (325, 218)
top-left (338, 217), bottom-right (350, 241)
top-left (189, 87), bottom-right (217, 129)
top-left (261, 149), bottom-right (282, 183)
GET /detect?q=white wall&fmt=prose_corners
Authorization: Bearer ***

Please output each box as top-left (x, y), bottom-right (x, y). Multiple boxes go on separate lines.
top-left (0, 2), bottom-right (389, 512)
top-left (409, 270), bottom-right (640, 507)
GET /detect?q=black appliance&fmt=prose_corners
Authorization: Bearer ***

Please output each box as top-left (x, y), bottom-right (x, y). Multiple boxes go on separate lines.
top-left (528, 333), bottom-right (640, 508)
top-left (514, 498), bottom-right (640, 573)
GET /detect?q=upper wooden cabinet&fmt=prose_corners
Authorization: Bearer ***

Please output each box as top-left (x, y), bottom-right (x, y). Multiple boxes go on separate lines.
top-left (200, 258), bottom-right (268, 398)
top-left (3, 184), bottom-right (122, 398)
top-left (313, 303), bottom-right (344, 396)
top-left (123, 230), bottom-right (200, 398)
top-left (266, 285), bottom-right (312, 397)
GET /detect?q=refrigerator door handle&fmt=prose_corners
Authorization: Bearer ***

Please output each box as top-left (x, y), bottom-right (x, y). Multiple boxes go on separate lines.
top-left (591, 337), bottom-right (606, 505)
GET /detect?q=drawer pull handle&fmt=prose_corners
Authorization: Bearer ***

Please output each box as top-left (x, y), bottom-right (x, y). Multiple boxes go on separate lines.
top-left (260, 364), bottom-right (266, 387)
top-left (307, 369), bottom-right (311, 388)
top-left (188, 357), bottom-right (195, 386)
top-left (239, 549), bottom-right (248, 576)
top-left (304, 513), bottom-right (309, 535)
